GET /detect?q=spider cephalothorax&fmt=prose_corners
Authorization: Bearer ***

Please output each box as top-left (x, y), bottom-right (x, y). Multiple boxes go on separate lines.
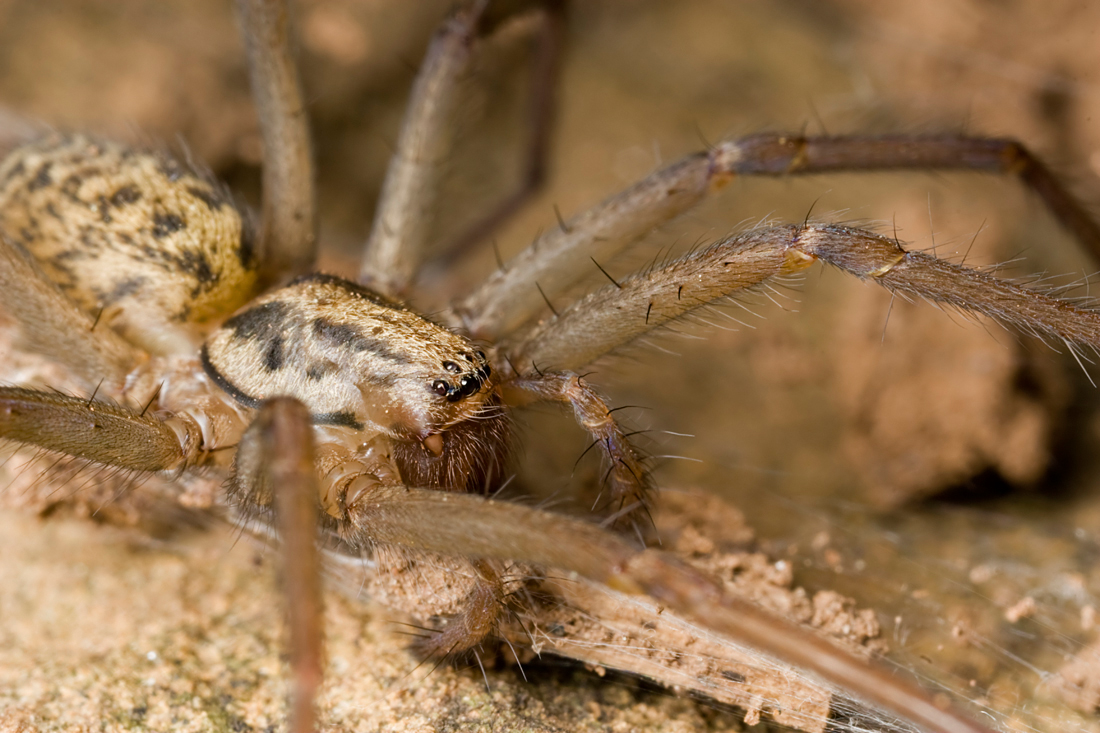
top-left (204, 272), bottom-right (512, 498)
top-left (4, 2), bottom-right (1100, 733)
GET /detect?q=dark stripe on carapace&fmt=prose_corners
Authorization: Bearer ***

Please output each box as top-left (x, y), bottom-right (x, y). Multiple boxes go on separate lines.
top-left (201, 343), bottom-right (261, 409)
top-left (313, 411), bottom-right (364, 429)
top-left (311, 317), bottom-right (411, 365)
top-left (224, 300), bottom-right (291, 341)
top-left (263, 336), bottom-right (285, 371)
top-left (202, 344), bottom-right (364, 429)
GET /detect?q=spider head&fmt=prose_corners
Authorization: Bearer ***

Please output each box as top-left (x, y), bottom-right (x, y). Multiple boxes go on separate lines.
top-left (202, 274), bottom-right (504, 465)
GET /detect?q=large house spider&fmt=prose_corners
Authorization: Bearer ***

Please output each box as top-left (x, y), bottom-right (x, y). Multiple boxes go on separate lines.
top-left (2, 1), bottom-right (1100, 730)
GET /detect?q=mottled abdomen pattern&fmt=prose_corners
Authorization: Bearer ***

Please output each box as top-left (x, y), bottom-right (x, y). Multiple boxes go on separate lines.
top-left (0, 135), bottom-right (258, 354)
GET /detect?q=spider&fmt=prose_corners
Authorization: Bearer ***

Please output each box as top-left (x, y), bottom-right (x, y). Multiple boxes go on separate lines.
top-left (6, 1), bottom-right (1100, 730)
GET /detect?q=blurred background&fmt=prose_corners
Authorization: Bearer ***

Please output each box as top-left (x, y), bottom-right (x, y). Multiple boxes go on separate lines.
top-left (2, 1), bottom-right (1100, 731)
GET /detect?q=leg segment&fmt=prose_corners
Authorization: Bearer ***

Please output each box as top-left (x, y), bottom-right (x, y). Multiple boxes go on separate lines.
top-left (359, 1), bottom-right (563, 297)
top-left (342, 485), bottom-right (996, 733)
top-left (504, 372), bottom-right (653, 530)
top-left (233, 398), bottom-right (322, 733)
top-left (0, 386), bottom-right (198, 471)
top-left (411, 558), bottom-right (507, 658)
top-left (235, 0), bottom-right (317, 284)
top-left (0, 236), bottom-right (142, 392)
top-left (454, 134), bottom-right (1100, 341)
top-left (435, 0), bottom-right (566, 267)
top-left (503, 223), bottom-right (1100, 373)
top-left (358, 1), bottom-right (488, 297)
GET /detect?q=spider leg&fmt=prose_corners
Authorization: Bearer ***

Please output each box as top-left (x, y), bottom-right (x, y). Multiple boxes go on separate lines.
top-left (435, 0), bottom-right (566, 267)
top-left (343, 484), bottom-right (997, 733)
top-left (454, 134), bottom-right (1100, 341)
top-left (233, 398), bottom-right (323, 733)
top-left (503, 223), bottom-right (1100, 372)
top-left (359, 0), bottom-right (564, 298)
top-left (503, 372), bottom-right (653, 531)
top-left (235, 0), bottom-right (317, 284)
top-left (0, 387), bottom-right (199, 471)
top-left (409, 558), bottom-right (508, 659)
top-left (236, 420), bottom-right (510, 660)
top-left (0, 236), bottom-right (142, 391)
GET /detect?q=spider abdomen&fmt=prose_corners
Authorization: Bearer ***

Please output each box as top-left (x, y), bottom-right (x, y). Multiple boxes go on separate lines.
top-left (0, 135), bottom-right (258, 355)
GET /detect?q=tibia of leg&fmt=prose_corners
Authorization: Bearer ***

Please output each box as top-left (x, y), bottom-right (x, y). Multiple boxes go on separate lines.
top-left (504, 372), bottom-right (654, 531)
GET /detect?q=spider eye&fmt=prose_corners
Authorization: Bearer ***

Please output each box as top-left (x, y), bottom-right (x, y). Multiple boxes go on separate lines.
top-left (458, 375), bottom-right (480, 398)
top-left (476, 350), bottom-right (486, 360)
top-left (431, 379), bottom-right (449, 396)
top-left (442, 360), bottom-right (461, 374)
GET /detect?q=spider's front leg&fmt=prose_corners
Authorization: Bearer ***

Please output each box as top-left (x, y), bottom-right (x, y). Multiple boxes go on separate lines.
top-left (340, 482), bottom-right (998, 733)
top-left (359, 0), bottom-right (566, 298)
top-left (503, 370), bottom-right (654, 532)
top-left (455, 134), bottom-right (1100, 341)
top-left (503, 223), bottom-right (1100, 375)
top-left (231, 397), bottom-right (323, 733)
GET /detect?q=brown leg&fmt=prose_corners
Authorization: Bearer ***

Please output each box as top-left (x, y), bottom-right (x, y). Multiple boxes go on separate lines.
top-left (434, 0), bottom-right (567, 268)
top-left (0, 236), bottom-right (141, 392)
top-left (725, 134), bottom-right (1100, 260)
top-left (411, 558), bottom-right (507, 659)
top-left (453, 134), bottom-right (1100, 341)
top-left (504, 372), bottom-right (653, 531)
top-left (503, 223), bottom-right (1100, 373)
top-left (359, 1), bottom-right (564, 298)
top-left (0, 386), bottom-right (197, 471)
top-left (233, 397), bottom-right (323, 733)
top-left (235, 0), bottom-right (317, 284)
top-left (343, 484), bottom-right (997, 733)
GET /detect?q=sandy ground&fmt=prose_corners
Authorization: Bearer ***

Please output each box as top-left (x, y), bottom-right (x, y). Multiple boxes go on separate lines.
top-left (3, 1), bottom-right (1100, 731)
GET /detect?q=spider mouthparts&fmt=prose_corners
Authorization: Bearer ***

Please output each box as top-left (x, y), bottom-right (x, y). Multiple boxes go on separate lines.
top-left (422, 433), bottom-right (444, 456)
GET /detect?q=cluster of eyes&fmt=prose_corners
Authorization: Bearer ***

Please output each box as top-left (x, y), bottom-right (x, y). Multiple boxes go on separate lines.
top-left (431, 352), bottom-right (490, 402)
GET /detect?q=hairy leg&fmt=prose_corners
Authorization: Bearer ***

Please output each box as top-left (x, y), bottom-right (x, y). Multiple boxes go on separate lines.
top-left (0, 237), bottom-right (142, 392)
top-left (359, 0), bottom-right (563, 297)
top-left (503, 371), bottom-right (653, 531)
top-left (343, 484), bottom-right (996, 733)
top-left (235, 0), bottom-right (317, 284)
top-left (503, 223), bottom-right (1100, 372)
top-left (234, 398), bottom-right (323, 733)
top-left (0, 387), bottom-right (197, 471)
top-left (454, 135), bottom-right (1100, 340)
top-left (435, 0), bottom-right (566, 266)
